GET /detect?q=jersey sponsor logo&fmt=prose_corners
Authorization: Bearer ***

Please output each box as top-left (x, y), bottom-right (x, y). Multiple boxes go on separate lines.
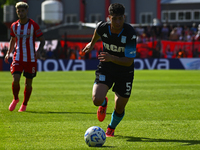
top-left (102, 33), bottom-right (108, 38)
top-left (103, 42), bottom-right (125, 52)
top-left (15, 34), bottom-right (31, 38)
top-left (121, 36), bottom-right (126, 43)
top-left (14, 31), bottom-right (30, 38)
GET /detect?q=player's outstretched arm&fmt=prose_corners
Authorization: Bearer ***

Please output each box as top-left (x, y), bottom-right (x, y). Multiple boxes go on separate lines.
top-left (82, 29), bottom-right (100, 54)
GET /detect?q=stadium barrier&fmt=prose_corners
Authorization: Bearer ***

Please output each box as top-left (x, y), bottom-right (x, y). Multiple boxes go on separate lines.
top-left (1, 40), bottom-right (200, 58)
top-left (1, 58), bottom-right (200, 71)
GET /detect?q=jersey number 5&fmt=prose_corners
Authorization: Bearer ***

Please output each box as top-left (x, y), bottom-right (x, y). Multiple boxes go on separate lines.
top-left (126, 82), bottom-right (132, 92)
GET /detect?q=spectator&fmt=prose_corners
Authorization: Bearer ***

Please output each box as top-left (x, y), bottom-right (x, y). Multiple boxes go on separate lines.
top-left (165, 48), bottom-right (174, 58)
top-left (69, 49), bottom-right (76, 59)
top-left (139, 31), bottom-right (148, 43)
top-left (136, 24), bottom-right (144, 36)
top-left (176, 24), bottom-right (183, 36)
top-left (193, 48), bottom-right (200, 58)
top-left (152, 39), bottom-right (162, 58)
top-left (145, 25), bottom-right (153, 41)
top-left (169, 27), bottom-right (179, 41)
top-left (152, 48), bottom-right (160, 58)
top-left (182, 25), bottom-right (187, 35)
top-left (66, 47), bottom-right (75, 59)
top-left (176, 49), bottom-right (186, 58)
top-left (46, 47), bottom-right (54, 59)
top-left (185, 32), bottom-right (192, 42)
top-left (90, 47), bottom-right (98, 59)
top-left (74, 46), bottom-right (80, 59)
top-left (58, 47), bottom-right (67, 59)
top-left (194, 24), bottom-right (200, 41)
top-left (40, 50), bottom-right (46, 60)
top-left (179, 26), bottom-right (192, 42)
top-left (161, 23), bottom-right (169, 40)
top-left (168, 24), bottom-right (174, 37)
top-left (153, 26), bottom-right (162, 40)
top-left (190, 23), bottom-right (197, 35)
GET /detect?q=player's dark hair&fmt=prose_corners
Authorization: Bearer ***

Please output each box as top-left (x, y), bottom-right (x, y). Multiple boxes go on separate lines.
top-left (108, 3), bottom-right (125, 16)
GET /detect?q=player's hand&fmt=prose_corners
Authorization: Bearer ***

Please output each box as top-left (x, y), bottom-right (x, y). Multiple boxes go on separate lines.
top-left (98, 52), bottom-right (112, 62)
top-left (4, 53), bottom-right (10, 64)
top-left (82, 42), bottom-right (92, 54)
top-left (35, 50), bottom-right (40, 59)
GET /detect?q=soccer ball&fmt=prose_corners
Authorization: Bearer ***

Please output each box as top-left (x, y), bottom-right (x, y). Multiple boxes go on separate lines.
top-left (84, 126), bottom-right (106, 147)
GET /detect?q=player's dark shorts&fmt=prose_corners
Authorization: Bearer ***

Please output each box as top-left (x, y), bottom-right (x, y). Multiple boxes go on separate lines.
top-left (94, 68), bottom-right (134, 98)
top-left (10, 60), bottom-right (37, 79)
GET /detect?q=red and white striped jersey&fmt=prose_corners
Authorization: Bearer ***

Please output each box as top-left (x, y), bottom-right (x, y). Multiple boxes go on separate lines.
top-left (10, 19), bottom-right (43, 62)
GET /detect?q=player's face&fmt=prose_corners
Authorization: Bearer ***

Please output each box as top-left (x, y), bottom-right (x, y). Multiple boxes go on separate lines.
top-left (109, 15), bottom-right (125, 31)
top-left (16, 7), bottom-right (28, 20)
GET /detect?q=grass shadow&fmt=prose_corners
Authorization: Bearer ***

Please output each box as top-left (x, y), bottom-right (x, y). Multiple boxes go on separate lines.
top-left (115, 135), bottom-right (200, 146)
top-left (26, 111), bottom-right (112, 115)
top-left (96, 146), bottom-right (116, 148)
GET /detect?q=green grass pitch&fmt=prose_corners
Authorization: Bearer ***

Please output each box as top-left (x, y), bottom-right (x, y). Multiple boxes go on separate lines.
top-left (0, 70), bottom-right (200, 150)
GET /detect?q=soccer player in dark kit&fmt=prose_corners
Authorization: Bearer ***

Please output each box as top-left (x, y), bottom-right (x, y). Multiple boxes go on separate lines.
top-left (82, 3), bottom-right (137, 137)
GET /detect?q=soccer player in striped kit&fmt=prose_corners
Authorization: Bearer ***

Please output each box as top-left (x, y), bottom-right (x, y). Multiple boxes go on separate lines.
top-left (82, 3), bottom-right (137, 137)
top-left (4, 2), bottom-right (45, 112)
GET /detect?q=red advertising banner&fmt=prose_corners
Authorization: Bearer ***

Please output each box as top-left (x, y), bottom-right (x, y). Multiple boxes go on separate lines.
top-left (136, 41), bottom-right (158, 58)
top-left (136, 41), bottom-right (200, 58)
top-left (60, 41), bottom-right (103, 50)
top-left (1, 40), bottom-right (200, 59)
top-left (161, 40), bottom-right (200, 58)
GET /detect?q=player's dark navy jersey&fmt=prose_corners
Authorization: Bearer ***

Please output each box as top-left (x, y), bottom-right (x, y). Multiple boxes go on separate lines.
top-left (96, 21), bottom-right (137, 73)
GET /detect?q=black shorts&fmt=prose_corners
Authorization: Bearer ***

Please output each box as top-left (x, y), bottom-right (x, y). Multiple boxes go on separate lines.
top-left (12, 71), bottom-right (36, 79)
top-left (94, 68), bottom-right (134, 98)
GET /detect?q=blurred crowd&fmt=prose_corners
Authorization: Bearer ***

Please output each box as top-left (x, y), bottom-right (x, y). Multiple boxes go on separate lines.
top-left (39, 45), bottom-right (103, 60)
top-left (1, 23), bottom-right (200, 59)
top-left (136, 23), bottom-right (200, 43)
top-left (135, 23), bottom-right (200, 58)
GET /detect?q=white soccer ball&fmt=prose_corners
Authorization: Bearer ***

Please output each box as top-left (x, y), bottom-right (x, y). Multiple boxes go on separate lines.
top-left (84, 126), bottom-right (106, 147)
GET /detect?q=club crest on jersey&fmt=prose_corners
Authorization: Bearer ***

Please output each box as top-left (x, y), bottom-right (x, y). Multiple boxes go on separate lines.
top-left (27, 29), bottom-right (30, 35)
top-left (99, 75), bottom-right (105, 81)
top-left (121, 36), bottom-right (126, 43)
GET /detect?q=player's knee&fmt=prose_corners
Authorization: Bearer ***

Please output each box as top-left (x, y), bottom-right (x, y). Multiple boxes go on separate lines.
top-left (92, 95), bottom-right (104, 106)
top-left (13, 81), bottom-right (20, 85)
top-left (13, 77), bottom-right (20, 84)
top-left (24, 82), bottom-right (32, 90)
